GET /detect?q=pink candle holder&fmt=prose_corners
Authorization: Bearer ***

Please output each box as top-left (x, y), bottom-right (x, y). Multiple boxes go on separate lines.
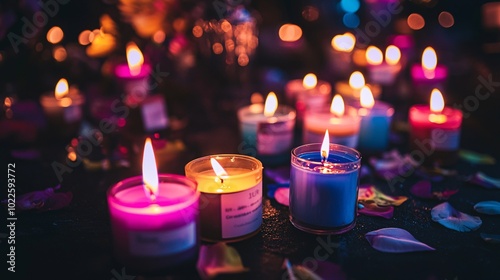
top-left (114, 63), bottom-right (151, 107)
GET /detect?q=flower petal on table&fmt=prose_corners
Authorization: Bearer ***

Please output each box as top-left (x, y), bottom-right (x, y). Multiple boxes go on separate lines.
top-left (365, 228), bottom-right (435, 253)
top-left (468, 172), bottom-right (500, 189)
top-left (410, 180), bottom-right (458, 200)
top-left (274, 187), bottom-right (290, 207)
top-left (267, 183), bottom-right (289, 199)
top-left (459, 150), bottom-right (496, 165)
top-left (197, 243), bottom-right (249, 280)
top-left (474, 201), bottom-right (500, 215)
top-left (431, 202), bottom-right (482, 232)
top-left (2, 185), bottom-right (72, 211)
top-left (358, 202), bottom-right (394, 219)
top-left (358, 185), bottom-right (407, 206)
top-left (369, 150), bottom-right (418, 180)
top-left (284, 259), bottom-right (346, 280)
top-left (480, 233), bottom-right (500, 245)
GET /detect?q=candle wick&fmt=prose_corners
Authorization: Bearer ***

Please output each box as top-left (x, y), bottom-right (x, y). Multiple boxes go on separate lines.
top-left (145, 184), bottom-right (157, 202)
top-left (321, 151), bottom-right (328, 164)
top-left (219, 177), bottom-right (224, 185)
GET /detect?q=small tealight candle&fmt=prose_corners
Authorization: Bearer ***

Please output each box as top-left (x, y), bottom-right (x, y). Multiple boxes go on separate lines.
top-left (303, 94), bottom-right (361, 148)
top-left (411, 47), bottom-right (448, 101)
top-left (409, 89), bottom-right (462, 166)
top-left (237, 92), bottom-right (296, 165)
top-left (185, 155), bottom-right (263, 242)
top-left (327, 32), bottom-right (356, 75)
top-left (40, 78), bottom-right (85, 137)
top-left (354, 86), bottom-right (394, 152)
top-left (366, 45), bottom-right (402, 85)
top-left (114, 42), bottom-right (151, 107)
top-left (335, 71), bottom-right (381, 102)
top-left (284, 73), bottom-right (332, 121)
top-left (107, 138), bottom-right (200, 271)
top-left (289, 132), bottom-right (361, 234)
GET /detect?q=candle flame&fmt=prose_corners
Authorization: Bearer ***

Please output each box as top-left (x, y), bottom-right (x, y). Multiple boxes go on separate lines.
top-left (126, 42), bottom-right (144, 76)
top-left (321, 130), bottom-right (330, 162)
top-left (331, 32), bottom-right (355, 52)
top-left (55, 78), bottom-right (69, 100)
top-left (430, 88), bottom-right (445, 113)
top-left (264, 92), bottom-right (278, 117)
top-left (422, 47), bottom-right (437, 71)
top-left (385, 45), bottom-right (401, 65)
top-left (142, 138), bottom-right (159, 201)
top-left (330, 94), bottom-right (345, 117)
top-left (210, 158), bottom-right (228, 185)
top-left (278, 24), bottom-right (302, 42)
top-left (366, 46), bottom-right (383, 65)
top-left (303, 73), bottom-right (317, 89)
top-left (349, 71), bottom-right (365, 90)
top-left (360, 86), bottom-right (375, 109)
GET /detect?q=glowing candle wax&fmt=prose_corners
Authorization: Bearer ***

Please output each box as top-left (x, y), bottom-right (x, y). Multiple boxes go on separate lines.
top-left (284, 73), bottom-right (332, 122)
top-left (107, 138), bottom-right (200, 272)
top-left (303, 94), bottom-right (361, 148)
top-left (290, 132), bottom-right (361, 234)
top-left (354, 86), bottom-right (394, 153)
top-left (185, 155), bottom-right (263, 242)
top-left (366, 45), bottom-right (402, 85)
top-left (409, 89), bottom-right (463, 166)
top-left (335, 71), bottom-right (381, 102)
top-left (237, 92), bottom-right (296, 165)
top-left (114, 42), bottom-right (151, 107)
top-left (411, 47), bottom-right (448, 101)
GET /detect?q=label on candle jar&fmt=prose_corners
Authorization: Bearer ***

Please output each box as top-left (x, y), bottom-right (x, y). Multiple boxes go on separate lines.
top-left (141, 95), bottom-right (169, 132)
top-left (128, 222), bottom-right (196, 257)
top-left (430, 128), bottom-right (460, 150)
top-left (124, 79), bottom-right (148, 107)
top-left (63, 106), bottom-right (82, 123)
top-left (220, 182), bottom-right (262, 239)
top-left (257, 121), bottom-right (293, 155)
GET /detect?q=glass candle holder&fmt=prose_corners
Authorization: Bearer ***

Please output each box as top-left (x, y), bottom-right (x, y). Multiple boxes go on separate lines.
top-left (290, 143), bottom-right (361, 234)
top-left (107, 174), bottom-right (199, 272)
top-left (185, 155), bottom-right (263, 242)
top-left (354, 101), bottom-right (395, 153)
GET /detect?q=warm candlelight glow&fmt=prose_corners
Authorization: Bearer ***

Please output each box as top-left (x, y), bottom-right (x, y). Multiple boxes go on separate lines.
top-left (385, 45), bottom-right (401, 65)
top-left (142, 138), bottom-right (159, 201)
top-left (321, 130), bottom-right (330, 162)
top-left (430, 88), bottom-right (445, 113)
top-left (303, 73), bottom-right (318, 89)
top-left (278, 24), bottom-right (302, 42)
top-left (264, 92), bottom-right (278, 117)
top-left (330, 94), bottom-right (345, 117)
top-left (422, 47), bottom-right (437, 71)
top-left (126, 42), bottom-right (144, 76)
top-left (349, 71), bottom-right (365, 90)
top-left (55, 78), bottom-right (69, 100)
top-left (360, 86), bottom-right (375, 109)
top-left (331, 32), bottom-right (355, 52)
top-left (366, 46), bottom-right (383, 65)
top-left (47, 26), bottom-right (64, 44)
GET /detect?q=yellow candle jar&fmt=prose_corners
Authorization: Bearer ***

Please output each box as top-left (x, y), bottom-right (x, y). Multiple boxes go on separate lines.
top-left (185, 154), bottom-right (263, 242)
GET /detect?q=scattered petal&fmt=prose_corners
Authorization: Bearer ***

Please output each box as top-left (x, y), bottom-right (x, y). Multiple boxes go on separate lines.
top-left (431, 202), bottom-right (482, 232)
top-left (274, 188), bottom-right (290, 207)
top-left (480, 233), bottom-right (500, 245)
top-left (358, 202), bottom-right (394, 219)
top-left (197, 243), bottom-right (249, 280)
top-left (358, 185), bottom-right (407, 206)
top-left (369, 150), bottom-right (418, 180)
top-left (365, 228), bottom-right (435, 253)
top-left (284, 259), bottom-right (346, 280)
top-left (410, 180), bottom-right (458, 200)
top-left (474, 201), bottom-right (500, 215)
top-left (468, 172), bottom-right (500, 189)
top-left (459, 150), bottom-right (496, 165)
top-left (2, 185), bottom-right (72, 211)
top-left (267, 183), bottom-right (289, 199)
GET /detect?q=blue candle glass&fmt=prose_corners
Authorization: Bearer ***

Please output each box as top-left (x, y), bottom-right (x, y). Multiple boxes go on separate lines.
top-left (290, 143), bottom-right (361, 234)
top-left (356, 102), bottom-right (394, 153)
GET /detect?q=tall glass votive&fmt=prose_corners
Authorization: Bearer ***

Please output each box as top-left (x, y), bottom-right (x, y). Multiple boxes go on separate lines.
top-left (185, 155), bottom-right (263, 242)
top-left (290, 143), bottom-right (361, 234)
top-left (107, 174), bottom-right (200, 272)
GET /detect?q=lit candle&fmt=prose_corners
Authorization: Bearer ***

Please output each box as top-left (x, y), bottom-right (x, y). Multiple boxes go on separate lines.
top-left (303, 94), bottom-right (361, 148)
top-left (408, 89), bottom-right (462, 166)
top-left (185, 155), bottom-right (263, 241)
top-left (366, 45), bottom-right (402, 85)
top-left (114, 42), bottom-right (151, 107)
top-left (334, 71), bottom-right (381, 102)
top-left (289, 132), bottom-right (361, 234)
top-left (237, 92), bottom-right (296, 165)
top-left (284, 73), bottom-right (332, 121)
top-left (107, 138), bottom-right (200, 271)
top-left (327, 32), bottom-right (356, 75)
top-left (355, 86), bottom-right (394, 152)
top-left (411, 47), bottom-right (448, 100)
top-left (40, 78), bottom-right (85, 135)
